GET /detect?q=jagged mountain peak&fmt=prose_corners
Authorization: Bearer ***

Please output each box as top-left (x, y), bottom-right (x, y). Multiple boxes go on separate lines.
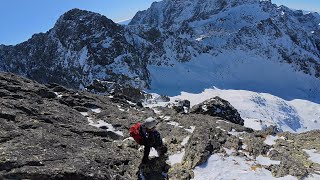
top-left (56, 8), bottom-right (114, 24)
top-left (52, 8), bottom-right (121, 45)
top-left (0, 0), bottom-right (319, 103)
top-left (130, 0), bottom-right (268, 28)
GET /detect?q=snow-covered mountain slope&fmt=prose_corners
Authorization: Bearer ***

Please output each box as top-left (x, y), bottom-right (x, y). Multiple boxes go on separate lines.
top-left (130, 0), bottom-right (320, 102)
top-left (147, 51), bottom-right (320, 102)
top-left (145, 88), bottom-right (320, 133)
top-left (0, 0), bottom-right (319, 104)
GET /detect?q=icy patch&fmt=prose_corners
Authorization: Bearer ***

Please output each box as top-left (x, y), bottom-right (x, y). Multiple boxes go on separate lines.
top-left (216, 126), bottom-right (226, 132)
top-left (149, 147), bottom-right (159, 157)
top-left (160, 116), bottom-right (171, 121)
top-left (192, 154), bottom-right (297, 180)
top-left (185, 126), bottom-right (196, 133)
top-left (126, 100), bottom-right (136, 105)
top-left (183, 106), bottom-right (188, 113)
top-left (202, 105), bottom-right (208, 111)
top-left (195, 35), bottom-right (206, 41)
top-left (217, 120), bottom-right (230, 124)
top-left (168, 150), bottom-right (185, 166)
top-left (167, 121), bottom-right (184, 128)
top-left (181, 136), bottom-right (190, 146)
top-left (153, 108), bottom-right (162, 114)
top-left (91, 108), bottom-right (101, 113)
top-left (304, 149), bottom-right (320, 164)
top-left (80, 112), bottom-right (89, 117)
top-left (54, 92), bottom-right (63, 98)
top-left (117, 105), bottom-right (125, 112)
top-left (256, 155), bottom-right (280, 165)
top-left (264, 135), bottom-right (279, 145)
top-left (90, 120), bottom-right (124, 136)
top-left (228, 129), bottom-right (246, 136)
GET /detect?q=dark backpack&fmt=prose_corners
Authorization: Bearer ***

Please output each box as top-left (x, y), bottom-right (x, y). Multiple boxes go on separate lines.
top-left (130, 123), bottom-right (144, 144)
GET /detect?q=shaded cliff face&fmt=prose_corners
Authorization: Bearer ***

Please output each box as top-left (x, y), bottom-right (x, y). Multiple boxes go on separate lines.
top-left (130, 0), bottom-right (320, 68)
top-left (0, 1), bottom-right (320, 100)
top-left (0, 9), bottom-right (150, 90)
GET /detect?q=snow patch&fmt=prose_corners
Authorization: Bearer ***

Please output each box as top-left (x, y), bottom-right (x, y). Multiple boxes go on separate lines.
top-left (91, 108), bottom-right (101, 113)
top-left (181, 136), bottom-right (190, 146)
top-left (264, 135), bottom-right (279, 146)
top-left (153, 108), bottom-right (162, 114)
top-left (304, 149), bottom-right (320, 164)
top-left (89, 120), bottom-right (124, 136)
top-left (216, 126), bottom-right (226, 132)
top-left (160, 115), bottom-right (171, 121)
top-left (168, 150), bottom-right (185, 166)
top-left (185, 126), bottom-right (196, 133)
top-left (256, 155), bottom-right (281, 165)
top-left (192, 154), bottom-right (296, 180)
top-left (228, 129), bottom-right (246, 136)
top-left (152, 88), bottom-right (320, 133)
top-left (54, 92), bottom-right (63, 98)
top-left (117, 105), bottom-right (125, 112)
top-left (167, 121), bottom-right (184, 128)
top-left (80, 112), bottom-right (89, 117)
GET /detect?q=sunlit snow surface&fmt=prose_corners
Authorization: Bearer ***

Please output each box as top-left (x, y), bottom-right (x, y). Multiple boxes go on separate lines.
top-left (144, 88), bottom-right (320, 133)
top-left (168, 150), bottom-right (185, 166)
top-left (304, 149), bottom-right (320, 164)
top-left (192, 153), bottom-right (320, 180)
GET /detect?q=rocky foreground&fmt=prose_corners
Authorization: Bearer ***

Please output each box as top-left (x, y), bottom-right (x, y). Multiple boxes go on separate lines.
top-left (0, 72), bottom-right (319, 180)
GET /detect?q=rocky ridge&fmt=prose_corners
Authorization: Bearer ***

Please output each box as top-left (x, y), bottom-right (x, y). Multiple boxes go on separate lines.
top-left (1, 72), bottom-right (319, 179)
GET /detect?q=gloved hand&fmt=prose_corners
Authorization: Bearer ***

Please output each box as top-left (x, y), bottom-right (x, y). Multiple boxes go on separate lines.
top-left (157, 145), bottom-right (168, 156)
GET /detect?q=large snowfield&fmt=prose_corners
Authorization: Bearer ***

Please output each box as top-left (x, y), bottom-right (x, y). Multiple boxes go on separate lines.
top-left (144, 51), bottom-right (320, 179)
top-left (145, 87), bottom-right (320, 179)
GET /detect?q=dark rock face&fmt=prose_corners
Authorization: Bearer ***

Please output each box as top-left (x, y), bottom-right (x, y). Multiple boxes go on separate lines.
top-left (0, 72), bottom-right (143, 179)
top-left (190, 96), bottom-right (244, 125)
top-left (0, 72), bottom-right (319, 179)
top-left (0, 9), bottom-right (149, 90)
top-left (86, 79), bottom-right (149, 103)
top-left (171, 99), bottom-right (191, 113)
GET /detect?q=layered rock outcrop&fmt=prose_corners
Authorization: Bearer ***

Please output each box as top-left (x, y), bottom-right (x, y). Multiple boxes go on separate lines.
top-left (1, 73), bottom-right (319, 180)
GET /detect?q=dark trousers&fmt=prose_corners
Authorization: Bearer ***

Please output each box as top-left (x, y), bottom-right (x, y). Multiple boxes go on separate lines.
top-left (142, 130), bottom-right (162, 160)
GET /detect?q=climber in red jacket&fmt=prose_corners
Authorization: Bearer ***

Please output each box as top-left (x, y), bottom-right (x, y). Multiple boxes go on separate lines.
top-left (130, 117), bottom-right (167, 164)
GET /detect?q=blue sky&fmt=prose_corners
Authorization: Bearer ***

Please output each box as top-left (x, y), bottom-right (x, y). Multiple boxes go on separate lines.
top-left (0, 0), bottom-right (319, 45)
